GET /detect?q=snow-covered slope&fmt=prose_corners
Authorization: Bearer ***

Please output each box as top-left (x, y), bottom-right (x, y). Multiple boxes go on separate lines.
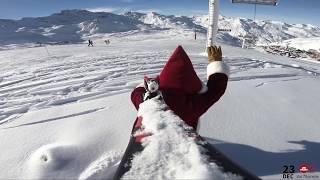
top-left (1, 9), bottom-right (320, 49)
top-left (277, 37), bottom-right (320, 52)
top-left (0, 32), bottom-right (319, 179)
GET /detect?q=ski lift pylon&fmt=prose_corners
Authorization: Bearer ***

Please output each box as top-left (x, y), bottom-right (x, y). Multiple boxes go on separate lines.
top-left (207, 0), bottom-right (220, 47)
top-left (231, 0), bottom-right (278, 6)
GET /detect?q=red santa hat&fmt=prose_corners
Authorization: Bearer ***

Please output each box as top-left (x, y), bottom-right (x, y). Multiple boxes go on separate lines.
top-left (159, 46), bottom-right (206, 94)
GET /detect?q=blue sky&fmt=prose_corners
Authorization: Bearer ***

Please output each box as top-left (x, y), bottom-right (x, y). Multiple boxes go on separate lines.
top-left (0, 0), bottom-right (319, 26)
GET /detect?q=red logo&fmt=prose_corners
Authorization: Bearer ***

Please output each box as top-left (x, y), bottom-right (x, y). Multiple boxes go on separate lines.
top-left (299, 164), bottom-right (311, 173)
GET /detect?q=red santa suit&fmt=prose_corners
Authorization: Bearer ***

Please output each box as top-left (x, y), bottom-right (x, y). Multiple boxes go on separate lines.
top-left (131, 46), bottom-right (229, 130)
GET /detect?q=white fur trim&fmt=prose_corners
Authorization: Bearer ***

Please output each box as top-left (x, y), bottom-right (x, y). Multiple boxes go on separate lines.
top-left (198, 81), bottom-right (208, 94)
top-left (136, 82), bottom-right (144, 88)
top-left (207, 61), bottom-right (229, 79)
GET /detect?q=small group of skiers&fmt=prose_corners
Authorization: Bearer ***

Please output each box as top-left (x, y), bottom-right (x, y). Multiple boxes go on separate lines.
top-left (87, 39), bottom-right (111, 46)
top-left (104, 39), bottom-right (110, 45)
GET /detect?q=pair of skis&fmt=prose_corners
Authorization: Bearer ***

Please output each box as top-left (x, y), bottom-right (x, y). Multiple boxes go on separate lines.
top-left (113, 111), bottom-right (260, 180)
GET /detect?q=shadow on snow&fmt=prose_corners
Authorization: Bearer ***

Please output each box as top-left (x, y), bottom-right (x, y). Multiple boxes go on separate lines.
top-left (205, 138), bottom-right (320, 177)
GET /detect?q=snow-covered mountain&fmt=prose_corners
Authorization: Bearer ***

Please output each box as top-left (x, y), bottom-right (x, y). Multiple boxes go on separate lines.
top-left (0, 10), bottom-right (149, 45)
top-left (194, 15), bottom-right (320, 47)
top-left (1, 9), bottom-right (320, 49)
top-left (123, 11), bottom-right (205, 32)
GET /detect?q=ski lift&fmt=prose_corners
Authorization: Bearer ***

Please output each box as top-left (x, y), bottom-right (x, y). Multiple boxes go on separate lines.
top-left (231, 0), bottom-right (278, 6)
top-left (207, 0), bottom-right (232, 46)
top-left (205, 0), bottom-right (279, 49)
top-left (207, 0), bottom-right (220, 47)
top-left (231, 0), bottom-right (279, 21)
top-left (231, 0), bottom-right (279, 48)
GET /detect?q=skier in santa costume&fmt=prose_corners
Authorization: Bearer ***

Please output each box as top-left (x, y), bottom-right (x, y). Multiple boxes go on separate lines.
top-left (131, 45), bottom-right (229, 131)
top-left (115, 47), bottom-right (260, 179)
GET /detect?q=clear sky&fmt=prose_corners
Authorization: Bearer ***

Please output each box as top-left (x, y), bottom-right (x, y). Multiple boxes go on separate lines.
top-left (0, 0), bottom-right (319, 26)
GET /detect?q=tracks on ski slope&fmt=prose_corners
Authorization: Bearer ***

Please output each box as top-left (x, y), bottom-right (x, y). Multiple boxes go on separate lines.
top-left (0, 48), bottom-right (169, 123)
top-left (0, 45), bottom-right (318, 124)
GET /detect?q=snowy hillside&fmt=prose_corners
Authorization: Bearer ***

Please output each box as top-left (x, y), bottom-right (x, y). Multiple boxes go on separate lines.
top-left (1, 9), bottom-right (320, 49)
top-left (0, 31), bottom-right (319, 179)
top-left (0, 10), bottom-right (149, 45)
top-left (123, 11), bottom-right (205, 32)
top-left (194, 15), bottom-right (320, 47)
top-left (277, 37), bottom-right (320, 52)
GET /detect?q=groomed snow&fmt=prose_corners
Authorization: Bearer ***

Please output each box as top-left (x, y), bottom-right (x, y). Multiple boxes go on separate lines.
top-left (0, 32), bottom-right (319, 179)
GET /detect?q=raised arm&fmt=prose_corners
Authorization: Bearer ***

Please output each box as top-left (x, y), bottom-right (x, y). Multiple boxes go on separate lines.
top-left (190, 46), bottom-right (229, 118)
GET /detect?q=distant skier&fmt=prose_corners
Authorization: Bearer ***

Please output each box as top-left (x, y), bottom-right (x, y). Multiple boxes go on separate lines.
top-left (88, 39), bottom-right (93, 47)
top-left (131, 45), bottom-right (229, 131)
top-left (104, 39), bottom-right (110, 45)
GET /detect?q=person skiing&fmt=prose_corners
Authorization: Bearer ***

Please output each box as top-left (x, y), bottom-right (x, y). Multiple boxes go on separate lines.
top-left (88, 39), bottom-right (93, 46)
top-left (115, 47), bottom-right (259, 180)
top-left (131, 45), bottom-right (229, 131)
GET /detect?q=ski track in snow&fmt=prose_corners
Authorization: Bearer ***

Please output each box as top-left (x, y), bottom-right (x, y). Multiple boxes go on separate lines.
top-left (224, 57), bottom-right (319, 87)
top-left (1, 44), bottom-right (318, 125)
top-left (0, 47), bottom-right (169, 124)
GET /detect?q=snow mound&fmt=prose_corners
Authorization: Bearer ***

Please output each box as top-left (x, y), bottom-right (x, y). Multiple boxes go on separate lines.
top-left (26, 143), bottom-right (79, 179)
top-left (123, 97), bottom-right (241, 180)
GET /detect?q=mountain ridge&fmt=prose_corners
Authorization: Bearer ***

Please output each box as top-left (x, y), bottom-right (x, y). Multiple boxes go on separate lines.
top-left (1, 9), bottom-right (319, 47)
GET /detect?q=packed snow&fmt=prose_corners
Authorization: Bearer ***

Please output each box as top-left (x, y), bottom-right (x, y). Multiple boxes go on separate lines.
top-left (0, 11), bottom-right (320, 180)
